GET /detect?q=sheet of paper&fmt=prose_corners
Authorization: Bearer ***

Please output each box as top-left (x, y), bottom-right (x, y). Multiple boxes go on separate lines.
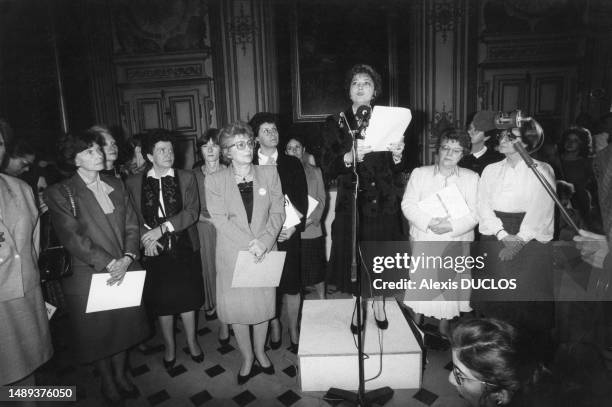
top-left (283, 194), bottom-right (302, 228)
top-left (363, 106), bottom-right (412, 152)
top-left (85, 270), bottom-right (146, 313)
top-left (306, 195), bottom-right (319, 218)
top-left (232, 251), bottom-right (286, 288)
top-left (417, 184), bottom-right (470, 220)
top-left (45, 302), bottom-right (57, 320)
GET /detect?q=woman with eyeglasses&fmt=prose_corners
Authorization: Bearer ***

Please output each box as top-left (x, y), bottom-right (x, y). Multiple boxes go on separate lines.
top-left (474, 125), bottom-right (555, 346)
top-left (450, 318), bottom-right (554, 407)
top-left (193, 129), bottom-right (230, 344)
top-left (205, 122), bottom-right (285, 384)
top-left (401, 129), bottom-right (479, 338)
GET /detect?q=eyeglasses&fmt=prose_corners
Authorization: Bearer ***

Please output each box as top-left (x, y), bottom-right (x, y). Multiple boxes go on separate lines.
top-left (225, 140), bottom-right (254, 151)
top-left (260, 127), bottom-right (278, 136)
top-left (440, 146), bottom-right (463, 155)
top-left (498, 130), bottom-right (520, 142)
top-left (452, 365), bottom-right (495, 388)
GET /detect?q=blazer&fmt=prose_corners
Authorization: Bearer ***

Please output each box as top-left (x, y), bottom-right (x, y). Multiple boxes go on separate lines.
top-left (1, 174), bottom-right (53, 384)
top-left (125, 169), bottom-right (200, 251)
top-left (253, 150), bottom-right (308, 232)
top-left (45, 173), bottom-right (141, 293)
top-left (205, 165), bottom-right (285, 271)
top-left (320, 107), bottom-right (406, 217)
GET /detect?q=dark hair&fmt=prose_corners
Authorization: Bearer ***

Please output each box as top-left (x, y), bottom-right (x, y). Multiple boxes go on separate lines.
top-left (438, 128), bottom-right (471, 156)
top-left (141, 129), bottom-right (174, 158)
top-left (9, 139), bottom-right (36, 159)
top-left (558, 126), bottom-right (592, 158)
top-left (344, 64), bottom-right (383, 102)
top-left (451, 318), bottom-right (550, 406)
top-left (58, 129), bottom-right (100, 168)
top-left (197, 128), bottom-right (220, 149)
top-left (248, 112), bottom-right (278, 139)
top-left (0, 118), bottom-right (14, 152)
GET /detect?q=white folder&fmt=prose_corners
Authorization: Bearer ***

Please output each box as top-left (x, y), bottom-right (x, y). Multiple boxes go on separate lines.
top-left (85, 270), bottom-right (146, 313)
top-left (231, 251), bottom-right (286, 288)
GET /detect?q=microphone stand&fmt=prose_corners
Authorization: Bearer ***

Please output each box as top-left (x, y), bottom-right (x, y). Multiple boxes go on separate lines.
top-left (326, 113), bottom-right (393, 407)
top-left (514, 142), bottom-right (580, 234)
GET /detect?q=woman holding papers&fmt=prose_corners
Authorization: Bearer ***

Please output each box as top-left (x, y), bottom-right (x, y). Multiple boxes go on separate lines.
top-left (46, 130), bottom-right (148, 403)
top-left (125, 130), bottom-right (204, 370)
top-left (474, 125), bottom-right (555, 342)
top-left (0, 120), bottom-right (53, 387)
top-left (249, 112), bottom-right (308, 353)
top-left (193, 129), bottom-right (230, 344)
top-left (320, 64), bottom-right (405, 330)
top-left (286, 136), bottom-right (327, 299)
top-left (205, 122), bottom-right (285, 384)
top-left (401, 129), bottom-right (479, 338)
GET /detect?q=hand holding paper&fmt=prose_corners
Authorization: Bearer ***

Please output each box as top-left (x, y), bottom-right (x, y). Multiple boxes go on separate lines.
top-left (363, 106), bottom-right (412, 152)
top-left (283, 194), bottom-right (303, 228)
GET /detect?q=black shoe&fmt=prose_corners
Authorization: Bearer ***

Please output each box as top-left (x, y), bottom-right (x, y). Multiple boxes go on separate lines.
top-left (205, 309), bottom-right (217, 321)
top-left (374, 300), bottom-right (388, 330)
top-left (218, 336), bottom-right (230, 346)
top-left (288, 341), bottom-right (299, 354)
top-left (255, 359), bottom-right (275, 375)
top-left (237, 362), bottom-right (254, 385)
top-left (375, 317), bottom-right (389, 330)
top-left (162, 356), bottom-right (176, 370)
top-left (117, 384), bottom-right (140, 399)
top-left (191, 352), bottom-right (204, 363)
top-left (350, 322), bottom-right (363, 335)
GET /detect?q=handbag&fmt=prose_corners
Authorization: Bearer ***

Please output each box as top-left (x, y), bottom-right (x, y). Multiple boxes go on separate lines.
top-left (39, 184), bottom-right (76, 282)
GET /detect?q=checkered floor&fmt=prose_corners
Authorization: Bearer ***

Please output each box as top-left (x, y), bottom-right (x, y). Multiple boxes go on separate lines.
top-left (36, 291), bottom-right (469, 407)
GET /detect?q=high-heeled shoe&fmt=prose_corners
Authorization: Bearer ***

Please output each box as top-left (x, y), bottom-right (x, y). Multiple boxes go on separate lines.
top-left (189, 343), bottom-right (204, 363)
top-left (162, 356), bottom-right (176, 370)
top-left (374, 300), bottom-right (388, 330)
top-left (255, 358), bottom-right (275, 375)
top-left (269, 324), bottom-right (282, 349)
top-left (205, 309), bottom-right (218, 321)
top-left (218, 335), bottom-right (230, 346)
top-left (237, 361), bottom-right (255, 385)
top-left (288, 340), bottom-right (299, 354)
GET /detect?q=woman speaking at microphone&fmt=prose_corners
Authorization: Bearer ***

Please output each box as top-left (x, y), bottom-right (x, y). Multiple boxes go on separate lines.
top-left (320, 63), bottom-right (406, 331)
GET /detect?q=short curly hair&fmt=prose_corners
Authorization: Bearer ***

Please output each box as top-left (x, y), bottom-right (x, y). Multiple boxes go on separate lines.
top-left (248, 112), bottom-right (278, 139)
top-left (558, 126), bottom-right (592, 158)
top-left (218, 121), bottom-right (254, 150)
top-left (58, 129), bottom-right (99, 169)
top-left (141, 129), bottom-right (175, 158)
top-left (344, 64), bottom-right (383, 102)
top-left (438, 128), bottom-right (471, 156)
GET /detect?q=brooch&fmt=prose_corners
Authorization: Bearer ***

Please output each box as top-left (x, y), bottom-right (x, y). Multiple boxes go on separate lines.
top-left (258, 188), bottom-right (267, 196)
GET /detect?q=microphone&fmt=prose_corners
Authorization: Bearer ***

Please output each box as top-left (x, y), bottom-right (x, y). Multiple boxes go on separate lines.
top-left (355, 105), bottom-right (371, 139)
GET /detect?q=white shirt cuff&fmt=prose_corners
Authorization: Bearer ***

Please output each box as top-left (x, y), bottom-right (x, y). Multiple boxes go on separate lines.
top-left (164, 221), bottom-right (174, 233)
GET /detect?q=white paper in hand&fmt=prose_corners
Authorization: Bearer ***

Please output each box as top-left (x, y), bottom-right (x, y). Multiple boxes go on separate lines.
top-left (417, 184), bottom-right (470, 220)
top-left (306, 195), bottom-right (319, 218)
top-left (363, 106), bottom-right (412, 152)
top-left (45, 302), bottom-right (57, 320)
top-left (283, 194), bottom-right (302, 228)
top-left (85, 270), bottom-right (146, 313)
top-left (232, 251), bottom-right (286, 288)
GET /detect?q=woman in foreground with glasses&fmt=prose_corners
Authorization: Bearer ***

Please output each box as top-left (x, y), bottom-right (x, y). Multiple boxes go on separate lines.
top-left (450, 318), bottom-right (553, 407)
top-left (205, 122), bottom-right (285, 384)
top-left (401, 129), bottom-right (479, 339)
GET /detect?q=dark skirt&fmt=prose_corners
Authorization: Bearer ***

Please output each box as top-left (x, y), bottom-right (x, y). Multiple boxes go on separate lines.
top-left (301, 236), bottom-right (326, 286)
top-left (471, 211), bottom-right (554, 333)
top-left (143, 248), bottom-right (204, 316)
top-left (62, 267), bottom-right (150, 364)
top-left (327, 210), bottom-right (401, 295)
top-left (277, 233), bottom-right (301, 295)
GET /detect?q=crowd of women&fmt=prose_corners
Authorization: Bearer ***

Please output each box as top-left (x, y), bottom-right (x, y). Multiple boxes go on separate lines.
top-left (1, 63), bottom-right (611, 407)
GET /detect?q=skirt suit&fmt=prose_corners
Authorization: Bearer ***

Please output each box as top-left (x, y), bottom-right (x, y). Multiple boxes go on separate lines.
top-left (45, 173), bottom-right (149, 363)
top-left (126, 169), bottom-right (204, 316)
top-left (205, 166), bottom-right (285, 324)
top-left (0, 174), bottom-right (53, 384)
